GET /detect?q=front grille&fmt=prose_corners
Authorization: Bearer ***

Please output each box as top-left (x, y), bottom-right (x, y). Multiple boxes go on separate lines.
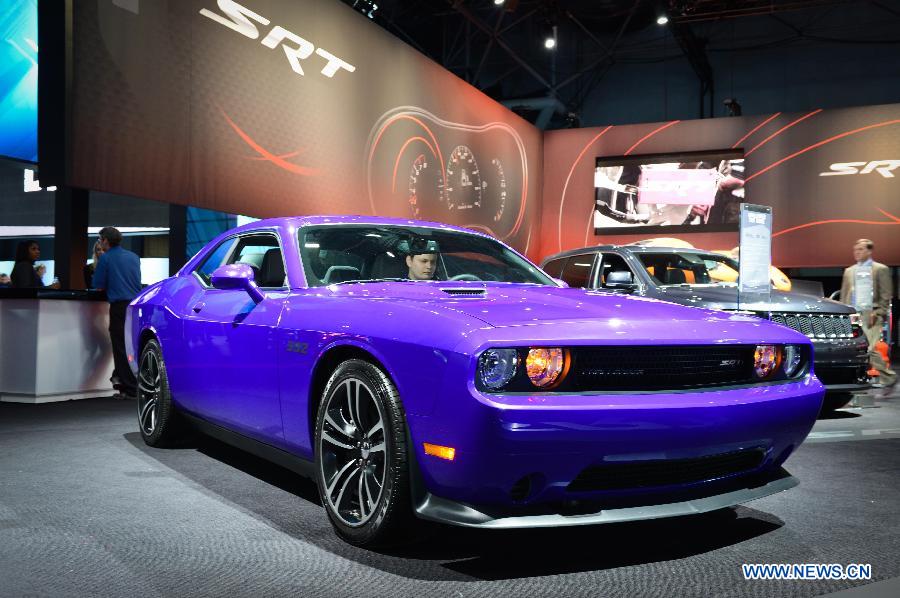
top-left (568, 449), bottom-right (766, 492)
top-left (570, 345), bottom-right (756, 391)
top-left (769, 313), bottom-right (853, 339)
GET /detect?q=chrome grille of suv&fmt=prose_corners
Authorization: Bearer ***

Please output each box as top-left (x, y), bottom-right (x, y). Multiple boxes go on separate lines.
top-left (769, 313), bottom-right (853, 339)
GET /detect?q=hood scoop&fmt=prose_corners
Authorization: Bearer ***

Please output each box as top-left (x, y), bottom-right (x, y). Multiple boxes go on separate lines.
top-left (442, 287), bottom-right (486, 297)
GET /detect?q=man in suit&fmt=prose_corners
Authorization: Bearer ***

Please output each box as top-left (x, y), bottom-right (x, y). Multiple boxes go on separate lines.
top-left (840, 238), bottom-right (896, 387)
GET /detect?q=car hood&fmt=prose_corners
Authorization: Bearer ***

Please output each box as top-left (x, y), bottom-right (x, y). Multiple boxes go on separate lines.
top-left (325, 281), bottom-right (752, 325)
top-left (654, 285), bottom-right (854, 314)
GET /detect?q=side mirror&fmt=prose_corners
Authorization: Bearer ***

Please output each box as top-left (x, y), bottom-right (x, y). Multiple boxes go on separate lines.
top-left (552, 277), bottom-right (569, 288)
top-left (605, 270), bottom-right (636, 291)
top-left (210, 263), bottom-right (265, 303)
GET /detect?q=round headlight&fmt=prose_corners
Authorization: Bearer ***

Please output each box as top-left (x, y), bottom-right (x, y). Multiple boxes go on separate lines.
top-left (525, 347), bottom-right (566, 388)
top-left (753, 344), bottom-right (779, 379)
top-left (478, 349), bottom-right (518, 390)
top-left (782, 344), bottom-right (803, 378)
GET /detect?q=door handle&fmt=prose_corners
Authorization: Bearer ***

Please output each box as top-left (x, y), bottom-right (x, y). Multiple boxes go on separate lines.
top-left (192, 302), bottom-right (205, 313)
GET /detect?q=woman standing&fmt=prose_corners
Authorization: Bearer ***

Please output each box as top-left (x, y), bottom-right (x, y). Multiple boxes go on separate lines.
top-left (83, 240), bottom-right (105, 288)
top-left (10, 240), bottom-right (45, 288)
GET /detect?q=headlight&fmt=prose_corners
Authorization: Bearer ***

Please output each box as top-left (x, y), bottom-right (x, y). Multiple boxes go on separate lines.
top-left (478, 349), bottom-right (518, 390)
top-left (782, 344), bottom-right (803, 378)
top-left (753, 344), bottom-right (780, 379)
top-left (525, 347), bottom-right (567, 388)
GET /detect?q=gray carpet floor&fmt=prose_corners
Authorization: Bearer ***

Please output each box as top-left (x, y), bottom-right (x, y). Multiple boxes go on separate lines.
top-left (1, 388), bottom-right (898, 598)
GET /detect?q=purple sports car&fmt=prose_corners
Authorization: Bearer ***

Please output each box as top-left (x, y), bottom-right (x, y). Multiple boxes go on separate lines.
top-left (127, 216), bottom-right (824, 546)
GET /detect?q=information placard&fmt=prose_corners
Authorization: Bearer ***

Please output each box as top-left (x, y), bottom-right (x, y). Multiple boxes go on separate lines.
top-left (738, 203), bottom-right (773, 308)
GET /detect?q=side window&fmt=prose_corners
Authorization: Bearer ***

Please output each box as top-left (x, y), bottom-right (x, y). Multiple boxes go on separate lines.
top-left (229, 233), bottom-right (286, 288)
top-left (542, 258), bottom-right (567, 278)
top-left (597, 253), bottom-right (634, 288)
top-left (195, 238), bottom-right (236, 285)
top-left (559, 254), bottom-right (596, 288)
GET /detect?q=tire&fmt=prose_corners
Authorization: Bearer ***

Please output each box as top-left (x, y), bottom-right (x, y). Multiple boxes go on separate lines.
top-left (314, 359), bottom-right (416, 547)
top-left (137, 338), bottom-right (187, 447)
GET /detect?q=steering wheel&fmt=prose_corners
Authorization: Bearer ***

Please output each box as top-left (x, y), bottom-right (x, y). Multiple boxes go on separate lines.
top-left (450, 274), bottom-right (482, 282)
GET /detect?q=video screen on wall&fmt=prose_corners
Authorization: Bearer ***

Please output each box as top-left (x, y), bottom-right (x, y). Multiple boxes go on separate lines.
top-left (0, 0), bottom-right (38, 163)
top-left (594, 150), bottom-right (745, 234)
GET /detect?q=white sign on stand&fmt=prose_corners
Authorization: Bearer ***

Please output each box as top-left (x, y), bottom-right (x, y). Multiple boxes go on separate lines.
top-left (738, 204), bottom-right (773, 308)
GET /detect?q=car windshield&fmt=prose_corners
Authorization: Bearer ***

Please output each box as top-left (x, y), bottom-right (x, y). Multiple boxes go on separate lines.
top-left (634, 251), bottom-right (740, 287)
top-left (298, 225), bottom-right (555, 287)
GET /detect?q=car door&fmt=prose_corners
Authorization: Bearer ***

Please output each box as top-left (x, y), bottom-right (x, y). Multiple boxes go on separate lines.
top-left (596, 252), bottom-right (640, 292)
top-left (181, 231), bottom-right (288, 443)
top-left (558, 253), bottom-right (599, 289)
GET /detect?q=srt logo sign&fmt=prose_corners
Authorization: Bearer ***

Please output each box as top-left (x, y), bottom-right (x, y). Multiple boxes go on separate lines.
top-left (819, 161), bottom-right (900, 178)
top-left (199, 0), bottom-right (356, 78)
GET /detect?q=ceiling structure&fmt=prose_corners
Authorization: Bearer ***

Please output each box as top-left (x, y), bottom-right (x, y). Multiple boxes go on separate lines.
top-left (344, 0), bottom-right (900, 128)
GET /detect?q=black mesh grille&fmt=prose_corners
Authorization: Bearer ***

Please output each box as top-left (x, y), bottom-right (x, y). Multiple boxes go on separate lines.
top-left (570, 345), bottom-right (756, 391)
top-left (442, 288), bottom-right (485, 296)
top-left (568, 449), bottom-right (766, 492)
top-left (770, 313), bottom-right (853, 339)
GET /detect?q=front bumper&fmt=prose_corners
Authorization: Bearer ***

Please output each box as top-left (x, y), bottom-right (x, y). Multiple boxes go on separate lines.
top-left (415, 468), bottom-right (797, 529)
top-left (812, 336), bottom-right (870, 394)
top-left (409, 372), bottom-right (824, 520)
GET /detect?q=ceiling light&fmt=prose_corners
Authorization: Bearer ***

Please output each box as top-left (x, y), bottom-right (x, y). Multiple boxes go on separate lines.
top-left (494, 0), bottom-right (505, 5)
top-left (657, 15), bottom-right (669, 25)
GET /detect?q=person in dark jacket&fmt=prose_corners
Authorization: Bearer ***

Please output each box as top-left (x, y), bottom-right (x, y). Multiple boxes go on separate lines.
top-left (10, 240), bottom-right (45, 288)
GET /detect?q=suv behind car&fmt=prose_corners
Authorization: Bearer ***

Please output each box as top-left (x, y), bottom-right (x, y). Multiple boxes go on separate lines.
top-left (542, 245), bottom-right (870, 410)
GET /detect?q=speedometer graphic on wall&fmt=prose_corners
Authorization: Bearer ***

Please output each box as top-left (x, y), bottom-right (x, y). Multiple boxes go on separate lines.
top-left (407, 154), bottom-right (444, 219)
top-left (366, 107), bottom-right (531, 242)
top-left (445, 145), bottom-right (482, 211)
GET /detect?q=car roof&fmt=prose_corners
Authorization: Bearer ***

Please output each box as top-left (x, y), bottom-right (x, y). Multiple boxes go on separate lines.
top-left (542, 244), bottom-right (724, 263)
top-left (227, 214), bottom-right (490, 237)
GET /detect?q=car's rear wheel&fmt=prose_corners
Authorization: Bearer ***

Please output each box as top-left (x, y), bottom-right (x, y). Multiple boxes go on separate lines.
top-left (138, 339), bottom-right (187, 447)
top-left (315, 359), bottom-right (415, 546)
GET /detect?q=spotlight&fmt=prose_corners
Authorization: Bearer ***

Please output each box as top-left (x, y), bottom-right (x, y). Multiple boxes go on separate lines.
top-left (494, 0), bottom-right (505, 5)
top-left (544, 24), bottom-right (557, 50)
top-left (723, 98), bottom-right (743, 116)
top-left (657, 15), bottom-right (669, 25)
top-left (352, 0), bottom-right (378, 19)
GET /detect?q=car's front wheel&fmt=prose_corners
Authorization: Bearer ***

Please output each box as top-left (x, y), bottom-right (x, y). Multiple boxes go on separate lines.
top-left (137, 338), bottom-right (187, 447)
top-left (314, 359), bottom-right (415, 546)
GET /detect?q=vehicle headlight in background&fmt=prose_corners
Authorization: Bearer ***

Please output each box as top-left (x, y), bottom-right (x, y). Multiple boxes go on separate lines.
top-left (525, 347), bottom-right (568, 388)
top-left (782, 344), bottom-right (803, 377)
top-left (478, 348), bottom-right (519, 390)
top-left (753, 344), bottom-right (780, 379)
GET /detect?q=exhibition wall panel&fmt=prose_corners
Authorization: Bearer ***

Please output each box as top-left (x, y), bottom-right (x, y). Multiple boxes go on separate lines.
top-left (42, 0), bottom-right (542, 254)
top-left (542, 103), bottom-right (900, 267)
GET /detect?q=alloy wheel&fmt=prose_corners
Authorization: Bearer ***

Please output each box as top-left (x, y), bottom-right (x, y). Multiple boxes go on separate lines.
top-left (318, 377), bottom-right (388, 527)
top-left (137, 349), bottom-right (161, 436)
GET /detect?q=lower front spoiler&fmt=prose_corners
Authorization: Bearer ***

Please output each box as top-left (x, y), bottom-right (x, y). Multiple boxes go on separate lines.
top-left (414, 469), bottom-right (798, 529)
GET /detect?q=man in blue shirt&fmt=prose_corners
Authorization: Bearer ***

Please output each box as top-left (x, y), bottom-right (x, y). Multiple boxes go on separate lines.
top-left (93, 227), bottom-right (142, 398)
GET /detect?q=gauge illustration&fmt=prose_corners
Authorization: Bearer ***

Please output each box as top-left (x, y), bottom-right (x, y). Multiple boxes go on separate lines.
top-left (484, 158), bottom-right (507, 223)
top-left (407, 154), bottom-right (444, 219)
top-left (445, 145), bottom-right (482, 211)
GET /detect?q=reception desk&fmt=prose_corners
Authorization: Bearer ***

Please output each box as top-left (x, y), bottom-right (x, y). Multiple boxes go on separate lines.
top-left (0, 290), bottom-right (115, 403)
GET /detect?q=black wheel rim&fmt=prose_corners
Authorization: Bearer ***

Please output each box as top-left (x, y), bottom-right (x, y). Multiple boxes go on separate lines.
top-left (137, 349), bottom-right (161, 436)
top-left (319, 377), bottom-right (387, 527)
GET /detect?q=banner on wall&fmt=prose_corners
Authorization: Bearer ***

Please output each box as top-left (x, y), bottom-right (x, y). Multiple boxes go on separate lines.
top-left (543, 104), bottom-right (900, 267)
top-left (42, 0), bottom-right (542, 254)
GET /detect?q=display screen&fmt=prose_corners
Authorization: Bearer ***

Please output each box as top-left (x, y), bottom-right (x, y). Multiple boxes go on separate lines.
top-left (0, 0), bottom-right (38, 162)
top-left (594, 150), bottom-right (744, 234)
